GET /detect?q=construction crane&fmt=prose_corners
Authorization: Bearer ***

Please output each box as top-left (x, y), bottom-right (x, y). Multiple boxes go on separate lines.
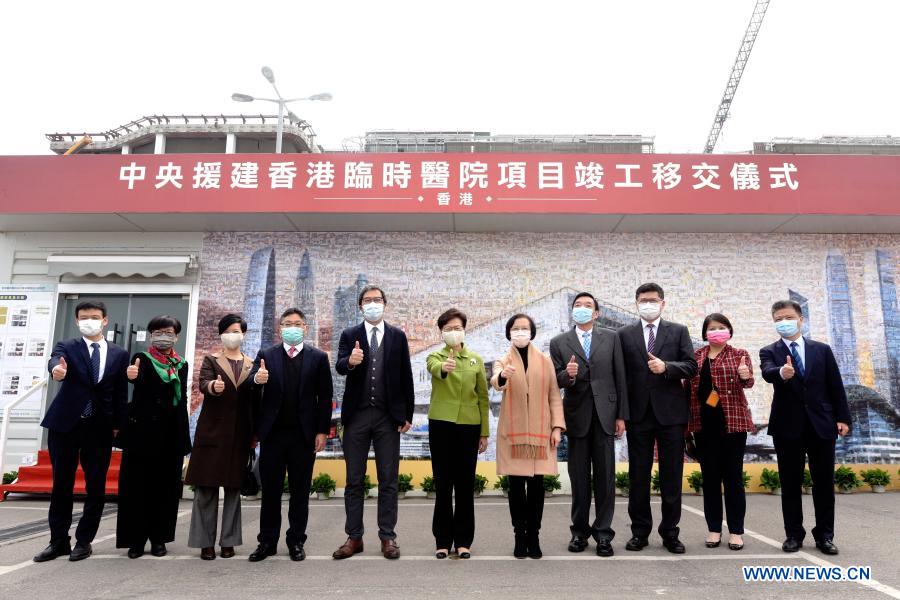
top-left (703, 0), bottom-right (770, 153)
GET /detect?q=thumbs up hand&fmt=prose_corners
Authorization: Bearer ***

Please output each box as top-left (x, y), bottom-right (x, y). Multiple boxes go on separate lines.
top-left (126, 357), bottom-right (140, 381)
top-left (737, 355), bottom-right (751, 380)
top-left (212, 374), bottom-right (225, 394)
top-left (255, 358), bottom-right (269, 384)
top-left (500, 360), bottom-right (517, 379)
top-left (52, 356), bottom-right (68, 381)
top-left (566, 355), bottom-right (579, 379)
top-left (442, 349), bottom-right (457, 374)
top-left (781, 354), bottom-right (795, 381)
top-left (647, 352), bottom-right (666, 375)
top-left (349, 340), bottom-right (365, 367)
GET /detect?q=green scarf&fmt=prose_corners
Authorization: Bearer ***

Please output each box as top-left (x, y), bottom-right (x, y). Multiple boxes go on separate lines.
top-left (143, 348), bottom-right (187, 406)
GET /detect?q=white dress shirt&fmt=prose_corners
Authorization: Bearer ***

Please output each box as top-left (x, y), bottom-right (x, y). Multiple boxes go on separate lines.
top-left (780, 336), bottom-right (805, 380)
top-left (641, 316), bottom-right (662, 352)
top-left (283, 342), bottom-right (305, 356)
top-left (364, 320), bottom-right (383, 350)
top-left (83, 337), bottom-right (108, 380)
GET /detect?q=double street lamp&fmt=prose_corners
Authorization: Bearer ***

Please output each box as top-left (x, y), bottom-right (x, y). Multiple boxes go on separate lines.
top-left (232, 66), bottom-right (332, 153)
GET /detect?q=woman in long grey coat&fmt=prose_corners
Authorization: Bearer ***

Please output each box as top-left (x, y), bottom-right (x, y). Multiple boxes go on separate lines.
top-left (185, 314), bottom-right (256, 560)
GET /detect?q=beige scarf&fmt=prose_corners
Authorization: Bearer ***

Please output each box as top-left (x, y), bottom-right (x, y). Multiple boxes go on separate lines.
top-left (496, 343), bottom-right (550, 460)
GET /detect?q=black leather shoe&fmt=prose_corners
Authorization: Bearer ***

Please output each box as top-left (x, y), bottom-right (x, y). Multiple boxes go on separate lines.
top-left (289, 543), bottom-right (306, 561)
top-left (782, 538), bottom-right (803, 553)
top-left (625, 536), bottom-right (648, 551)
top-left (567, 535), bottom-right (589, 553)
top-left (69, 543), bottom-right (92, 561)
top-left (248, 543), bottom-right (276, 562)
top-left (596, 539), bottom-right (614, 557)
top-left (527, 535), bottom-right (542, 559)
top-left (663, 538), bottom-right (686, 554)
top-left (127, 547), bottom-right (144, 559)
top-left (33, 540), bottom-right (71, 562)
top-left (150, 543), bottom-right (167, 557)
top-left (200, 546), bottom-right (216, 560)
top-left (816, 540), bottom-right (839, 555)
top-left (513, 534), bottom-right (528, 558)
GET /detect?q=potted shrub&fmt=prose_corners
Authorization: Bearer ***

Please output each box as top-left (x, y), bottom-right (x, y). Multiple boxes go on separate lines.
top-left (615, 471), bottom-right (630, 497)
top-left (282, 476), bottom-right (290, 499)
top-left (398, 473), bottom-right (414, 499)
top-left (494, 475), bottom-right (510, 497)
top-left (802, 468), bottom-right (813, 495)
top-left (834, 465), bottom-right (860, 494)
top-left (473, 473), bottom-right (488, 498)
top-left (650, 470), bottom-right (661, 495)
top-left (686, 470), bottom-right (703, 495)
top-left (422, 475), bottom-right (437, 499)
top-left (742, 471), bottom-right (751, 489)
top-left (2, 471), bottom-right (17, 485)
top-left (860, 468), bottom-right (891, 493)
top-left (760, 468), bottom-right (781, 495)
top-left (543, 474), bottom-right (561, 498)
top-left (312, 472), bottom-right (337, 500)
top-left (362, 474), bottom-right (375, 498)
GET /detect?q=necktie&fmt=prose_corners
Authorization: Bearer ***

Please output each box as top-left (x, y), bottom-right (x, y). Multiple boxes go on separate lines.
top-left (582, 331), bottom-right (591, 358)
top-left (83, 342), bottom-right (100, 417)
top-left (370, 327), bottom-right (379, 354)
top-left (288, 346), bottom-right (297, 358)
top-left (646, 324), bottom-right (656, 354)
top-left (790, 341), bottom-right (805, 378)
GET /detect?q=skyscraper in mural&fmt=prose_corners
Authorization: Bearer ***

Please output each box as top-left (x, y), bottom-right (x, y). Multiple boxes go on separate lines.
top-left (876, 249), bottom-right (900, 413)
top-left (243, 246), bottom-right (276, 357)
top-left (295, 249), bottom-right (317, 346)
top-left (330, 274), bottom-right (368, 408)
top-left (825, 250), bottom-right (859, 385)
top-left (789, 289), bottom-right (812, 338)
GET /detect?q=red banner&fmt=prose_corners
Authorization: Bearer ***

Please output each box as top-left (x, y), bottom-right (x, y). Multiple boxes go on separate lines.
top-left (1, 153), bottom-right (899, 215)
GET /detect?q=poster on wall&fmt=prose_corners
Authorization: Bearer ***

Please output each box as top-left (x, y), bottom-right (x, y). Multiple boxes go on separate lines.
top-left (192, 233), bottom-right (900, 464)
top-left (0, 284), bottom-right (55, 419)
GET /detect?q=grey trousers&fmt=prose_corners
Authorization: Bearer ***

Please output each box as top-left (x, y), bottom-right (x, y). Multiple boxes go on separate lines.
top-left (342, 405), bottom-right (400, 540)
top-left (187, 486), bottom-right (243, 548)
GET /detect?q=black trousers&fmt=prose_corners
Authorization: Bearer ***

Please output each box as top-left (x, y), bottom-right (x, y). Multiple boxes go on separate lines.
top-left (508, 475), bottom-right (544, 539)
top-left (47, 417), bottom-right (112, 545)
top-left (696, 430), bottom-right (747, 534)
top-left (429, 419), bottom-right (480, 550)
top-left (627, 407), bottom-right (684, 540)
top-left (773, 419), bottom-right (836, 543)
top-left (342, 405), bottom-right (400, 540)
top-left (567, 413), bottom-right (616, 542)
top-left (116, 449), bottom-right (183, 548)
top-left (258, 427), bottom-right (315, 547)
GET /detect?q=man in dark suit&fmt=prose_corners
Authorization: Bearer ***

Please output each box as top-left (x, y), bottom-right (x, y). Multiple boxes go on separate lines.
top-left (759, 299), bottom-right (851, 556)
top-left (550, 292), bottom-right (628, 557)
top-left (34, 301), bottom-right (128, 563)
top-left (332, 285), bottom-right (414, 560)
top-left (247, 308), bottom-right (333, 563)
top-left (617, 283), bottom-right (697, 554)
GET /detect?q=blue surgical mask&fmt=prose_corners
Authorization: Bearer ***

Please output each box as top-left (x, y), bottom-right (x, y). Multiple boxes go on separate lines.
top-left (775, 320), bottom-right (799, 338)
top-left (282, 326), bottom-right (305, 346)
top-left (572, 306), bottom-right (594, 325)
top-left (362, 302), bottom-right (384, 322)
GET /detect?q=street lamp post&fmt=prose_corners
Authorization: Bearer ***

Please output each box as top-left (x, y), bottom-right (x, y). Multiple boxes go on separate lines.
top-left (232, 66), bottom-right (332, 153)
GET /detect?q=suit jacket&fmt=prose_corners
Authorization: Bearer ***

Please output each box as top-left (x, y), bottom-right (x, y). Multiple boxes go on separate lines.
top-left (41, 337), bottom-right (129, 433)
top-left (686, 344), bottom-right (755, 433)
top-left (549, 326), bottom-right (628, 437)
top-left (759, 337), bottom-right (851, 440)
top-left (249, 343), bottom-right (334, 445)
top-left (617, 319), bottom-right (697, 426)
top-left (334, 321), bottom-right (415, 427)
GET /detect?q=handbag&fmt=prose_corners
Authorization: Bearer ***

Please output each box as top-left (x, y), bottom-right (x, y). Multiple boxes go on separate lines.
top-left (240, 452), bottom-right (260, 497)
top-left (684, 432), bottom-right (701, 461)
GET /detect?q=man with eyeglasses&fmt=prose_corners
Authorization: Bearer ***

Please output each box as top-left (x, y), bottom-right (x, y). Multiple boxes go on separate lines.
top-left (247, 308), bottom-right (333, 563)
top-left (332, 285), bottom-right (414, 560)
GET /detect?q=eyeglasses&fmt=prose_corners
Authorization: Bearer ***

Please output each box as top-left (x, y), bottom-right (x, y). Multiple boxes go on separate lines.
top-left (442, 325), bottom-right (464, 332)
top-left (361, 297), bottom-right (385, 304)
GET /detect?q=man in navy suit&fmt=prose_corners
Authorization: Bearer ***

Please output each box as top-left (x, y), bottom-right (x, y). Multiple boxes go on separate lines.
top-left (247, 308), bottom-right (333, 563)
top-left (34, 301), bottom-right (128, 563)
top-left (759, 299), bottom-right (851, 556)
top-left (332, 285), bottom-right (414, 560)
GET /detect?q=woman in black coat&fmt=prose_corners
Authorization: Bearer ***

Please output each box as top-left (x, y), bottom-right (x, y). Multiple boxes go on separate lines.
top-left (116, 315), bottom-right (191, 558)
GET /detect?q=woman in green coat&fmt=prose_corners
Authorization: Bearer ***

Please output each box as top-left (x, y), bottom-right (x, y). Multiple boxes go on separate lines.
top-left (426, 308), bottom-right (489, 560)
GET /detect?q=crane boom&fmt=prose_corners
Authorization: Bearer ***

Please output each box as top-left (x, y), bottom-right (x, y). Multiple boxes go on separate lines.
top-left (703, 0), bottom-right (770, 153)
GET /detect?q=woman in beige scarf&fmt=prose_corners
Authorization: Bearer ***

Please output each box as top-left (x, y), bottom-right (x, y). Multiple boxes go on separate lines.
top-left (491, 313), bottom-right (565, 559)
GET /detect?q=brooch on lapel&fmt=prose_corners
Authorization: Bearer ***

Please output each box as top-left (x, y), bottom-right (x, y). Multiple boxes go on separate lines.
top-left (470, 358), bottom-right (476, 366)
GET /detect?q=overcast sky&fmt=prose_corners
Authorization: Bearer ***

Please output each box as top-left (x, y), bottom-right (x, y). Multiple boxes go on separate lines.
top-left (1, 0), bottom-right (897, 155)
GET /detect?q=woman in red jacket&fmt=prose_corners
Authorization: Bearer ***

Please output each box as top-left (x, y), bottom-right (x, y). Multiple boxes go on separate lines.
top-left (687, 313), bottom-right (754, 551)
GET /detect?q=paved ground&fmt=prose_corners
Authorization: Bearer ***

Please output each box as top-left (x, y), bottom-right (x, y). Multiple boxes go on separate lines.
top-left (0, 492), bottom-right (897, 599)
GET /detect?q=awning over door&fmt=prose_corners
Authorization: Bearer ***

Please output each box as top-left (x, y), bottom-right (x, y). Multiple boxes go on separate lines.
top-left (46, 255), bottom-right (192, 278)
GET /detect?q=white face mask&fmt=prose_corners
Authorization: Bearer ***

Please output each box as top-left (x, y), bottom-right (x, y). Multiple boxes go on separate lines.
top-left (442, 330), bottom-right (465, 347)
top-left (78, 319), bottom-right (103, 337)
top-left (511, 330), bottom-right (531, 348)
top-left (220, 332), bottom-right (244, 350)
top-left (638, 302), bottom-right (661, 321)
